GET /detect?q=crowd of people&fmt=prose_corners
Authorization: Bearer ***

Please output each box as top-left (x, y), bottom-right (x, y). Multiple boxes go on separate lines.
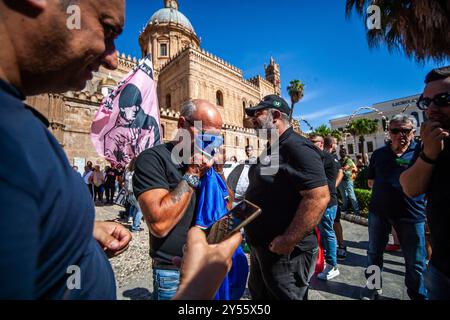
top-left (78, 162), bottom-right (123, 206)
top-left (74, 160), bottom-right (145, 233)
top-left (0, 0), bottom-right (449, 301)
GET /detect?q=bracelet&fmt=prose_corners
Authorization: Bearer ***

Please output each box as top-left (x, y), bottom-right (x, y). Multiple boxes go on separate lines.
top-left (420, 151), bottom-right (437, 165)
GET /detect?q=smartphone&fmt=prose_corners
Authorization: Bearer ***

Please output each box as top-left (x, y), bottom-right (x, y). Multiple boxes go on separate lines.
top-left (207, 200), bottom-right (262, 244)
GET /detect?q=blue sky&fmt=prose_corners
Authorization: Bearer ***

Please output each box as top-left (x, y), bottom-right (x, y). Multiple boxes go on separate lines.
top-left (116, 0), bottom-right (448, 129)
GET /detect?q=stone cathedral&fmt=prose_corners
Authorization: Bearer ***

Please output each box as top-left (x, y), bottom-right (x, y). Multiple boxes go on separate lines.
top-left (27, 0), bottom-right (282, 167)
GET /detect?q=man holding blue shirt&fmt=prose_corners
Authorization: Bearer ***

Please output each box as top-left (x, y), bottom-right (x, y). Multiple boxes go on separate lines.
top-left (361, 114), bottom-right (428, 300)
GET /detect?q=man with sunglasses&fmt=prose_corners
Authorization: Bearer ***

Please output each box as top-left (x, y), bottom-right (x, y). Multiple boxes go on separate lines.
top-left (401, 66), bottom-right (450, 299)
top-left (361, 114), bottom-right (427, 300)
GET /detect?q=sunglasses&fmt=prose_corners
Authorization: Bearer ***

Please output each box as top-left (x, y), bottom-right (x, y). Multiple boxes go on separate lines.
top-left (389, 128), bottom-right (413, 135)
top-left (417, 92), bottom-right (450, 111)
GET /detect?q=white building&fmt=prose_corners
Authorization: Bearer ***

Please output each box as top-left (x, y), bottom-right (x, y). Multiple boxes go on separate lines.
top-left (329, 94), bottom-right (425, 159)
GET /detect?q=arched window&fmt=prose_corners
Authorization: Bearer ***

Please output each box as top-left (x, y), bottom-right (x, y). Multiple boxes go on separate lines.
top-left (166, 94), bottom-right (172, 108)
top-left (216, 91), bottom-right (224, 107)
top-left (235, 136), bottom-right (239, 147)
top-left (246, 138), bottom-right (250, 147)
top-left (411, 112), bottom-right (420, 127)
top-left (160, 43), bottom-right (168, 57)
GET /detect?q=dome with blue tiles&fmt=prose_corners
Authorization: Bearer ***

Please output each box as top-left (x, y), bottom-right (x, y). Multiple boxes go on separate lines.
top-left (149, 0), bottom-right (195, 33)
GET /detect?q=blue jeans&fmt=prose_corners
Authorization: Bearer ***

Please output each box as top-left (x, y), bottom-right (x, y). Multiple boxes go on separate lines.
top-left (339, 180), bottom-right (360, 215)
top-left (152, 268), bottom-right (180, 300)
top-left (425, 264), bottom-right (450, 300)
top-left (130, 205), bottom-right (142, 232)
top-left (366, 212), bottom-right (428, 300)
top-left (319, 206), bottom-right (338, 267)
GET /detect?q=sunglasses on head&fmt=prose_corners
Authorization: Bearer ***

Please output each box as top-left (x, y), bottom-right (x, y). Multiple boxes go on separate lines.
top-left (389, 128), bottom-right (413, 135)
top-left (417, 92), bottom-right (450, 111)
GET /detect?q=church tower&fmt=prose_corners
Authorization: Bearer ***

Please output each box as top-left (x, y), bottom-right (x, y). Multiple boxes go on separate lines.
top-left (265, 56), bottom-right (281, 95)
top-left (139, 0), bottom-right (200, 75)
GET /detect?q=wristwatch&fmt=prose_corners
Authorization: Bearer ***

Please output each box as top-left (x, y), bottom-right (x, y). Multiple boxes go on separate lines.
top-left (420, 151), bottom-right (437, 165)
top-left (182, 174), bottom-right (200, 189)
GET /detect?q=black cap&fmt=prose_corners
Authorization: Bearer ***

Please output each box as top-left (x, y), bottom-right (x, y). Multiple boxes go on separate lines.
top-left (245, 95), bottom-right (291, 117)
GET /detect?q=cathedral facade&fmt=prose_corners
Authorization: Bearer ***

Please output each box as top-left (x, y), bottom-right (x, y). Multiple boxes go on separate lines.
top-left (27, 0), bottom-right (281, 167)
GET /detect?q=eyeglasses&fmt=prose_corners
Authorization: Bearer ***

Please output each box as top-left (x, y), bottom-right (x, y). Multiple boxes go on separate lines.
top-left (389, 128), bottom-right (413, 135)
top-left (417, 92), bottom-right (450, 111)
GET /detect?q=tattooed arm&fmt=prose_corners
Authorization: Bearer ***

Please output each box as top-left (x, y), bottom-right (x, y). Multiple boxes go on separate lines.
top-left (138, 181), bottom-right (194, 238)
top-left (138, 153), bottom-right (214, 238)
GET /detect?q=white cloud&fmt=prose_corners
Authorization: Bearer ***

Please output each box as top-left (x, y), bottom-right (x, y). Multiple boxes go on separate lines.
top-left (299, 107), bottom-right (340, 121)
top-left (328, 114), bottom-right (349, 120)
top-left (299, 102), bottom-right (359, 121)
top-left (301, 90), bottom-right (321, 103)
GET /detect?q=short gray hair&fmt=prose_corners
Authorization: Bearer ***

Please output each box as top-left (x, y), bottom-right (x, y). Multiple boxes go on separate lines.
top-left (180, 100), bottom-right (197, 121)
top-left (389, 114), bottom-right (417, 128)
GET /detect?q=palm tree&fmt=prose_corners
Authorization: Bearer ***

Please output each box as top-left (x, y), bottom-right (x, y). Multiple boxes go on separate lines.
top-left (287, 80), bottom-right (305, 122)
top-left (312, 124), bottom-right (331, 137)
top-left (331, 129), bottom-right (344, 143)
top-left (346, 118), bottom-right (379, 163)
top-left (311, 124), bottom-right (344, 142)
top-left (345, 0), bottom-right (450, 63)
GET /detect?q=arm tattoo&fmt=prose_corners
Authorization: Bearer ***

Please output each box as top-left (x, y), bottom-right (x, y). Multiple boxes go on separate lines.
top-left (171, 180), bottom-right (192, 204)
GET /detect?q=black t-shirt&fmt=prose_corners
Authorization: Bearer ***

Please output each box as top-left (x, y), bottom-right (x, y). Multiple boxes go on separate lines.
top-left (323, 151), bottom-right (340, 208)
top-left (133, 143), bottom-right (197, 267)
top-left (245, 128), bottom-right (328, 249)
top-left (104, 169), bottom-right (117, 188)
top-left (426, 140), bottom-right (450, 277)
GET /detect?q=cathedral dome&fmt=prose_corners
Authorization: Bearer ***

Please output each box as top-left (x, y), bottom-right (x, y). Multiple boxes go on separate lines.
top-left (148, 2), bottom-right (195, 34)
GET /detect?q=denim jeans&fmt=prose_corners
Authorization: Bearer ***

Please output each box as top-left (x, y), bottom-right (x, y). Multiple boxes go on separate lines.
top-left (425, 264), bottom-right (450, 300)
top-left (366, 212), bottom-right (428, 300)
top-left (130, 205), bottom-right (143, 232)
top-left (318, 206), bottom-right (338, 267)
top-left (339, 180), bottom-right (360, 215)
top-left (152, 268), bottom-right (180, 300)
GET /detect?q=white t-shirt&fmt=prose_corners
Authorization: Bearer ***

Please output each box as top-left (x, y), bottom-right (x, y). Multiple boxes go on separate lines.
top-left (234, 165), bottom-right (251, 201)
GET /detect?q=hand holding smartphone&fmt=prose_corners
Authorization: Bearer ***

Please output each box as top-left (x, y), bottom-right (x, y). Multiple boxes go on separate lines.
top-left (207, 200), bottom-right (261, 245)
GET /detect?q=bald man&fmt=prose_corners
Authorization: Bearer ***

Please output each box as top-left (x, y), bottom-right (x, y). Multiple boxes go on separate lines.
top-left (134, 99), bottom-right (229, 300)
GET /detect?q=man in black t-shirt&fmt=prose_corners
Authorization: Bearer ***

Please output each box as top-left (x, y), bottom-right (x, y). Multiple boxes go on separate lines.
top-left (310, 135), bottom-right (341, 281)
top-left (401, 66), bottom-right (450, 299)
top-left (244, 95), bottom-right (330, 300)
top-left (134, 99), bottom-right (229, 300)
top-left (104, 166), bottom-right (118, 205)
